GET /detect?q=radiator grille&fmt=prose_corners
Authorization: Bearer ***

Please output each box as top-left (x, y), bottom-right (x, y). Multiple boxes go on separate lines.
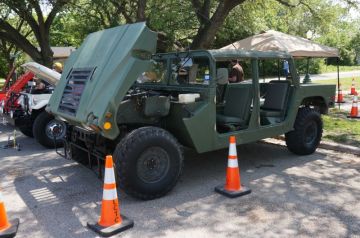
top-left (58, 67), bottom-right (96, 116)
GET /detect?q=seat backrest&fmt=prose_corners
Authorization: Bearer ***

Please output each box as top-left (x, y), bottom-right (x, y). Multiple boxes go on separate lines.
top-left (262, 81), bottom-right (290, 111)
top-left (223, 84), bottom-right (253, 120)
top-left (216, 68), bottom-right (229, 103)
top-left (217, 68), bottom-right (228, 85)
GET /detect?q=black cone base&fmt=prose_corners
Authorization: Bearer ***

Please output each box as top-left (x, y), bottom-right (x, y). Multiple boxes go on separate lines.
top-left (0, 218), bottom-right (19, 238)
top-left (87, 216), bottom-right (134, 237)
top-left (215, 185), bottom-right (251, 198)
top-left (347, 115), bottom-right (360, 119)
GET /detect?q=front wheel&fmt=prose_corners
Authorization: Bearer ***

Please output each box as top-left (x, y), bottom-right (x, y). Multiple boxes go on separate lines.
top-left (113, 127), bottom-right (184, 200)
top-left (33, 111), bottom-right (66, 149)
top-left (285, 107), bottom-right (323, 155)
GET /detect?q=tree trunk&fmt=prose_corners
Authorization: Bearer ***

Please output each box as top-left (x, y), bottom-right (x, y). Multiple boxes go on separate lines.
top-left (191, 0), bottom-right (245, 49)
top-left (38, 27), bottom-right (53, 67)
top-left (136, 0), bottom-right (147, 22)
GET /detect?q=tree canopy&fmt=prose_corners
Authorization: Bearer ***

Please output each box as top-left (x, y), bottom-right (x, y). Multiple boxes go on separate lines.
top-left (0, 0), bottom-right (359, 77)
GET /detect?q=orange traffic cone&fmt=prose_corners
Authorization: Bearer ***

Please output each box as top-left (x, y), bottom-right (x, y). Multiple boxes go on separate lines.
top-left (0, 189), bottom-right (19, 238)
top-left (336, 83), bottom-right (345, 103)
top-left (215, 136), bottom-right (251, 198)
top-left (87, 155), bottom-right (133, 237)
top-left (350, 77), bottom-right (357, 95)
top-left (347, 93), bottom-right (360, 119)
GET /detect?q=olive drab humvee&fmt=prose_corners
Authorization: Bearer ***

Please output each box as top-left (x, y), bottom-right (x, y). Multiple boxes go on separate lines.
top-left (47, 22), bottom-right (336, 200)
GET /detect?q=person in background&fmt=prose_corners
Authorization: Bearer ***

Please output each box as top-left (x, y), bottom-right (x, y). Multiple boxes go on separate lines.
top-left (228, 59), bottom-right (244, 83)
top-left (34, 77), bottom-right (46, 90)
top-left (53, 62), bottom-right (63, 73)
top-left (283, 60), bottom-right (289, 78)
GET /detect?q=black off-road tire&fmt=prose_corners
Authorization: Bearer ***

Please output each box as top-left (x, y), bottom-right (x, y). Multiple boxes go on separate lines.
top-left (33, 111), bottom-right (66, 149)
top-left (285, 107), bottom-right (323, 155)
top-left (18, 124), bottom-right (34, 137)
top-left (113, 127), bottom-right (184, 200)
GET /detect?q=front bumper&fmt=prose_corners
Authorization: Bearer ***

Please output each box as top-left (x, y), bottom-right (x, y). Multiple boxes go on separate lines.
top-left (1, 108), bottom-right (31, 127)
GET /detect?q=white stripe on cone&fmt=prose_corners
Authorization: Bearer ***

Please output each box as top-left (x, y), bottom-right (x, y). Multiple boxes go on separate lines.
top-left (103, 188), bottom-right (118, 200)
top-left (104, 168), bottom-right (116, 184)
top-left (228, 158), bottom-right (239, 168)
top-left (0, 191), bottom-right (3, 202)
top-left (229, 143), bottom-right (237, 156)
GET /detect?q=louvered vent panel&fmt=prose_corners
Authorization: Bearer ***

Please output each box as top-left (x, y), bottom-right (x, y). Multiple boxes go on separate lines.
top-left (58, 67), bottom-right (96, 116)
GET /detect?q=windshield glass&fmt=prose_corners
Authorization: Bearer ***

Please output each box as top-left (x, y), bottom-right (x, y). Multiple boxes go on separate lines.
top-left (136, 59), bottom-right (167, 84)
top-left (169, 56), bottom-right (210, 86)
top-left (136, 54), bottom-right (211, 87)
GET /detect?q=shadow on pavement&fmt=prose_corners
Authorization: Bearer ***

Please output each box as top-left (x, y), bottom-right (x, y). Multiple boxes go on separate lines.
top-left (6, 122), bottom-right (360, 237)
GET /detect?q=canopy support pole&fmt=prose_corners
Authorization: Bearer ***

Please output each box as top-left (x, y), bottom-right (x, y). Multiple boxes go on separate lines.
top-left (337, 57), bottom-right (340, 110)
top-left (303, 57), bottom-right (311, 83)
top-left (277, 59), bottom-right (280, 80)
top-left (262, 60), bottom-right (265, 83)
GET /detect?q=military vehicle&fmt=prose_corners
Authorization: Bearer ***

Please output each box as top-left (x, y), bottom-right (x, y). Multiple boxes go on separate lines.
top-left (47, 23), bottom-right (335, 200)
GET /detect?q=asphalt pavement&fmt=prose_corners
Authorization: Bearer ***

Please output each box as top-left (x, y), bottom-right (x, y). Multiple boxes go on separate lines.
top-left (1, 120), bottom-right (360, 238)
top-left (304, 70), bottom-right (360, 81)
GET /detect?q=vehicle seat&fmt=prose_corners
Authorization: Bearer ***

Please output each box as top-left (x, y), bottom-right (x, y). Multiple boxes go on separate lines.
top-left (260, 80), bottom-right (290, 118)
top-left (216, 68), bottom-right (228, 103)
top-left (216, 84), bottom-right (253, 128)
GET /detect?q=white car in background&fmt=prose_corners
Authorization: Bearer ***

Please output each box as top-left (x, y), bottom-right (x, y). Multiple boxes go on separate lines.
top-left (14, 62), bottom-right (66, 148)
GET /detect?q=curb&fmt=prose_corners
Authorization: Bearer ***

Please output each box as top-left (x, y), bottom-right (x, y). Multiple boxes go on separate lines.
top-left (267, 136), bottom-right (360, 156)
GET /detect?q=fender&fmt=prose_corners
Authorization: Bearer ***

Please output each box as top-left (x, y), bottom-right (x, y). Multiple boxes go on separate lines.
top-left (31, 99), bottom-right (49, 110)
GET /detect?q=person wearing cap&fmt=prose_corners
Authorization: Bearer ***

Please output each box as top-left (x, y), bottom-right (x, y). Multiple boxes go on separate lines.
top-left (53, 62), bottom-right (63, 73)
top-left (228, 59), bottom-right (244, 83)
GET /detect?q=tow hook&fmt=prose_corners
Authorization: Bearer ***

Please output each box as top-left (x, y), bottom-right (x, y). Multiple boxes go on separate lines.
top-left (50, 124), bottom-right (69, 159)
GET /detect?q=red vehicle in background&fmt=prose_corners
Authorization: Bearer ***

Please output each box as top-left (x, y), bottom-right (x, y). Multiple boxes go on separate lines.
top-left (0, 71), bottom-right (34, 116)
top-left (0, 67), bottom-right (16, 101)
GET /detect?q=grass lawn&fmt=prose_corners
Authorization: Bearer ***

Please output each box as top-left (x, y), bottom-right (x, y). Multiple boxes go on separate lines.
top-left (315, 77), bottom-right (357, 91)
top-left (319, 65), bottom-right (360, 73)
top-left (323, 108), bottom-right (360, 147)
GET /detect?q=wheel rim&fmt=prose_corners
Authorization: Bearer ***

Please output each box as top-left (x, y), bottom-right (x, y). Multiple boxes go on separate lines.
top-left (137, 147), bottom-right (170, 183)
top-left (304, 121), bottom-right (318, 146)
top-left (45, 119), bottom-right (66, 140)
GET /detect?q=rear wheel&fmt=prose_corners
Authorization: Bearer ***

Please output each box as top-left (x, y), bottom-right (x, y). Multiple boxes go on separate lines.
top-left (113, 127), bottom-right (183, 200)
top-left (285, 107), bottom-right (323, 155)
top-left (33, 111), bottom-right (66, 148)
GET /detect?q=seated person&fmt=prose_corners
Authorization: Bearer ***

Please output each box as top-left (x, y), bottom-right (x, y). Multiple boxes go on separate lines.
top-left (177, 68), bottom-right (189, 84)
top-left (229, 59), bottom-right (244, 83)
top-left (32, 77), bottom-right (50, 93)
